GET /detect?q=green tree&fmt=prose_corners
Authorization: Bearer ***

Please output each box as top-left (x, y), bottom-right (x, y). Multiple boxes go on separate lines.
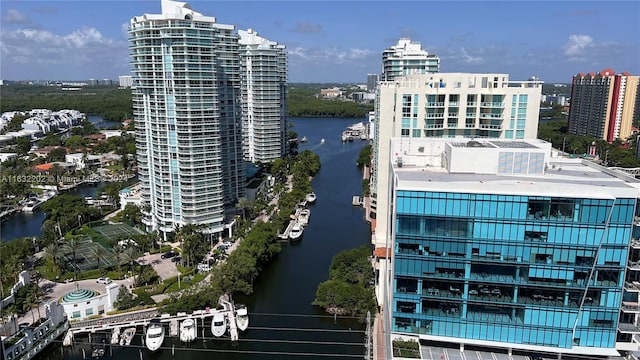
top-left (47, 147), bottom-right (67, 162)
top-left (44, 243), bottom-right (62, 278)
top-left (113, 287), bottom-right (136, 310)
top-left (62, 237), bottom-right (82, 280)
top-left (64, 135), bottom-right (87, 150)
top-left (88, 244), bottom-right (110, 274)
top-left (15, 137), bottom-right (32, 155)
top-left (357, 144), bottom-right (372, 168)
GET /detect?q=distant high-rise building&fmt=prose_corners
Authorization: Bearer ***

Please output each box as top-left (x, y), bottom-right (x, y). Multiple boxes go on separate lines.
top-left (88, 79), bottom-right (98, 86)
top-left (367, 73), bottom-right (379, 92)
top-left (568, 69), bottom-right (640, 142)
top-left (100, 79), bottom-right (112, 86)
top-left (119, 75), bottom-right (133, 88)
top-left (238, 29), bottom-right (288, 163)
top-left (381, 38), bottom-right (439, 81)
top-left (371, 73), bottom-right (543, 250)
top-left (130, 0), bottom-right (244, 237)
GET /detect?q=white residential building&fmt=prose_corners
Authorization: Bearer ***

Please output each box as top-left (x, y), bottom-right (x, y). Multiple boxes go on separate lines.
top-left (381, 38), bottom-right (440, 81)
top-left (371, 73), bottom-right (543, 247)
top-left (130, 0), bottom-right (244, 238)
top-left (119, 75), bottom-right (133, 88)
top-left (238, 28), bottom-right (288, 163)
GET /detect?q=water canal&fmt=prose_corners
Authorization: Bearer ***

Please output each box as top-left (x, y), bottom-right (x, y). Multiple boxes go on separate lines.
top-left (35, 117), bottom-right (373, 360)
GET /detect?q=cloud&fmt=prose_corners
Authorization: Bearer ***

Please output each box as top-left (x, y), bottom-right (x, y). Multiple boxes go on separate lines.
top-left (1, 26), bottom-right (126, 69)
top-left (291, 22), bottom-right (322, 34)
top-left (460, 47), bottom-right (483, 64)
top-left (288, 47), bottom-right (373, 64)
top-left (564, 34), bottom-right (593, 57)
top-left (2, 9), bottom-right (30, 24)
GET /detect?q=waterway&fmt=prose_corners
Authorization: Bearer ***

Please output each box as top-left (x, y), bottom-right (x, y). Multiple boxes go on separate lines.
top-left (0, 183), bottom-right (104, 242)
top-left (36, 117), bottom-right (373, 360)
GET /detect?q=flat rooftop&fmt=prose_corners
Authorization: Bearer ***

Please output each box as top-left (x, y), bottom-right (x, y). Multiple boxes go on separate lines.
top-left (390, 138), bottom-right (640, 199)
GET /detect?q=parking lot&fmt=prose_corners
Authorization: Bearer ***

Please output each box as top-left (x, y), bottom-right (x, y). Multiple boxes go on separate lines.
top-left (136, 252), bottom-right (180, 280)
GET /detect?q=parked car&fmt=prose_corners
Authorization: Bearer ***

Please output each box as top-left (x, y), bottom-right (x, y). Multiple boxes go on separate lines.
top-left (96, 277), bottom-right (112, 284)
top-left (161, 250), bottom-right (178, 259)
top-left (171, 256), bottom-right (181, 263)
top-left (222, 241), bottom-right (233, 247)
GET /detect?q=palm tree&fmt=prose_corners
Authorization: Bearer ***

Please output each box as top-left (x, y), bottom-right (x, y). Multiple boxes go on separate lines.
top-left (88, 244), bottom-right (109, 275)
top-left (44, 243), bottom-right (62, 279)
top-left (121, 247), bottom-right (140, 285)
top-left (112, 245), bottom-right (126, 279)
top-left (62, 237), bottom-right (82, 280)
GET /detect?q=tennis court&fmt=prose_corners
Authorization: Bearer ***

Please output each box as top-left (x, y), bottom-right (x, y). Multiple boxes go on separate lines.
top-left (60, 237), bottom-right (117, 272)
top-left (59, 223), bottom-right (144, 272)
top-left (93, 223), bottom-right (145, 241)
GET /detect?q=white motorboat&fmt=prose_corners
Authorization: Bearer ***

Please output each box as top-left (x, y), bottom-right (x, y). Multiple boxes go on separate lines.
top-left (305, 192), bottom-right (317, 203)
top-left (179, 318), bottom-right (197, 343)
top-left (120, 327), bottom-right (136, 346)
top-left (320, 138), bottom-right (325, 144)
top-left (300, 136), bottom-right (308, 143)
top-left (110, 326), bottom-right (120, 345)
top-left (22, 198), bottom-right (43, 212)
top-left (211, 313), bottom-right (227, 337)
top-left (289, 222), bottom-right (304, 241)
top-left (145, 320), bottom-right (164, 352)
top-left (235, 305), bottom-right (249, 332)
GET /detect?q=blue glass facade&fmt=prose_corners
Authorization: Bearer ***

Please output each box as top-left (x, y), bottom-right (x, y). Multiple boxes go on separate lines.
top-left (392, 190), bottom-right (635, 349)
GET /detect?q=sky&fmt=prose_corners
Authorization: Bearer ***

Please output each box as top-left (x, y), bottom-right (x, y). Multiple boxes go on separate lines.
top-left (1, 0), bottom-right (639, 83)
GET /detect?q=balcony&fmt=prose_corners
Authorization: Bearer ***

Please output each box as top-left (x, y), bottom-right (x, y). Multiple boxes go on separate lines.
top-left (426, 102), bottom-right (445, 107)
top-left (625, 282), bottom-right (640, 291)
top-left (480, 102), bottom-right (504, 108)
top-left (479, 124), bottom-right (503, 130)
top-left (622, 302), bottom-right (640, 313)
top-left (618, 323), bottom-right (640, 334)
top-left (628, 261), bottom-right (640, 271)
top-left (425, 113), bottom-right (445, 119)
top-left (466, 102), bottom-right (477, 107)
top-left (479, 113), bottom-right (503, 120)
top-left (631, 239), bottom-right (640, 249)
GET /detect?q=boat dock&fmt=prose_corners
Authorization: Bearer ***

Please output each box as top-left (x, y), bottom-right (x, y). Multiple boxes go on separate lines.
top-left (352, 195), bottom-right (362, 206)
top-left (277, 203), bottom-right (311, 240)
top-left (63, 303), bottom-right (243, 346)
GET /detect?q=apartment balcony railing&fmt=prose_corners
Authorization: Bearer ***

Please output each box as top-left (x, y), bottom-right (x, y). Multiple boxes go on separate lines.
top-left (479, 113), bottom-right (503, 119)
top-left (480, 102), bottom-right (504, 108)
top-left (621, 302), bottom-right (640, 313)
top-left (467, 102), bottom-right (477, 106)
top-left (426, 102), bottom-right (445, 107)
top-left (425, 113), bottom-right (445, 119)
top-left (479, 124), bottom-right (503, 130)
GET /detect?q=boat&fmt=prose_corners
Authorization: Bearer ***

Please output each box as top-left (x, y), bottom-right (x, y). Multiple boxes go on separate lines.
top-left (179, 318), bottom-right (197, 343)
top-left (305, 192), bottom-right (317, 203)
top-left (289, 222), bottom-right (304, 241)
top-left (22, 198), bottom-right (44, 212)
top-left (210, 313), bottom-right (227, 337)
top-left (235, 305), bottom-right (249, 332)
top-left (110, 326), bottom-right (120, 345)
top-left (145, 320), bottom-right (164, 352)
top-left (120, 327), bottom-right (136, 346)
top-left (91, 335), bottom-right (107, 358)
top-left (300, 136), bottom-right (308, 143)
top-left (320, 138), bottom-right (325, 144)
top-left (341, 131), bottom-right (349, 142)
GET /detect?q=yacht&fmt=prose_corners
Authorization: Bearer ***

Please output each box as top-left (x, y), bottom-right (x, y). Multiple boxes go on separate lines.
top-left (320, 138), bottom-right (325, 144)
top-left (235, 305), bottom-right (249, 332)
top-left (211, 313), bottom-right (227, 337)
top-left (120, 327), bottom-right (136, 346)
top-left (289, 222), bottom-right (304, 241)
top-left (300, 136), bottom-right (308, 143)
top-left (179, 318), bottom-right (197, 343)
top-left (22, 198), bottom-right (43, 212)
top-left (305, 192), bottom-right (317, 203)
top-left (145, 319), bottom-right (164, 352)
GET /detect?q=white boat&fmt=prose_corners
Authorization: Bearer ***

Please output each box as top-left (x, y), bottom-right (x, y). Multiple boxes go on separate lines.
top-left (179, 318), bottom-right (197, 343)
top-left (341, 131), bottom-right (348, 142)
top-left (289, 222), bottom-right (304, 241)
top-left (22, 198), bottom-right (43, 212)
top-left (210, 313), bottom-right (227, 337)
top-left (305, 192), bottom-right (317, 203)
top-left (300, 136), bottom-right (308, 143)
top-left (110, 326), bottom-right (120, 345)
top-left (145, 320), bottom-right (164, 352)
top-left (120, 327), bottom-right (136, 346)
top-left (320, 138), bottom-right (325, 144)
top-left (235, 305), bottom-right (249, 332)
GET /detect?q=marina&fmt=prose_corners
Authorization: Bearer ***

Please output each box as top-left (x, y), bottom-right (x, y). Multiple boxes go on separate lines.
top-left (278, 200), bottom-right (313, 240)
top-left (341, 121), bottom-right (369, 142)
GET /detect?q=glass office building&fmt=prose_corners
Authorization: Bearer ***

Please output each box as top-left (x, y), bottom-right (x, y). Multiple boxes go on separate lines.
top-left (383, 137), bottom-right (640, 357)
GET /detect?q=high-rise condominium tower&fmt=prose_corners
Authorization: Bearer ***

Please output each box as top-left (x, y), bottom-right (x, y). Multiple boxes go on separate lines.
top-left (130, 0), bottom-right (244, 237)
top-left (568, 69), bottom-right (640, 142)
top-left (381, 38), bottom-right (440, 81)
top-left (238, 29), bottom-right (288, 163)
